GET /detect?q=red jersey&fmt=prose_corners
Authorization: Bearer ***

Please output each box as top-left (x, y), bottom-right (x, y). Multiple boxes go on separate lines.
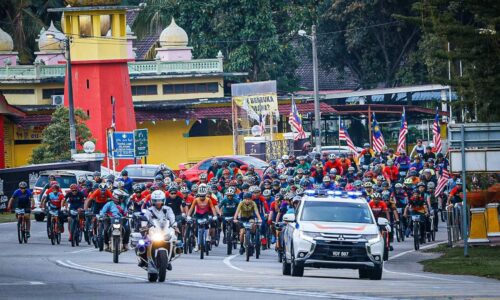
top-left (46, 192), bottom-right (64, 209)
top-left (324, 159), bottom-right (343, 175)
top-left (369, 200), bottom-right (388, 219)
top-left (90, 189), bottom-right (113, 204)
top-left (383, 166), bottom-right (399, 181)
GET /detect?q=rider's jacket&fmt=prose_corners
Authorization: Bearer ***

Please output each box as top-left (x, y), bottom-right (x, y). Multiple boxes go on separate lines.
top-left (99, 201), bottom-right (125, 218)
top-left (130, 194), bottom-right (145, 212)
top-left (145, 205), bottom-right (176, 227)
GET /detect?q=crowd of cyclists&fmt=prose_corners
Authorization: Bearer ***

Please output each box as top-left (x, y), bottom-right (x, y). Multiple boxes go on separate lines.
top-left (8, 138), bottom-right (486, 258)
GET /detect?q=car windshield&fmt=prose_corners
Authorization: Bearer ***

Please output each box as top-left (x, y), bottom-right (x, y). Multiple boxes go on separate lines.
top-left (300, 201), bottom-right (373, 224)
top-left (237, 156), bottom-right (269, 169)
top-left (35, 175), bottom-right (77, 189)
top-left (125, 166), bottom-right (158, 178)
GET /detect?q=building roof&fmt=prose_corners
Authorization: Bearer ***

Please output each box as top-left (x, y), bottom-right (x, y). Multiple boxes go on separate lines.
top-left (0, 94), bottom-right (25, 117)
top-left (295, 57), bottom-right (359, 91)
top-left (331, 104), bottom-right (449, 117)
top-left (134, 32), bottom-right (160, 60)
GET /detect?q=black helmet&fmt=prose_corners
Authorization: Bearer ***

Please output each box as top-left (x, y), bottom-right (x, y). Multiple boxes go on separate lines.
top-left (18, 181), bottom-right (28, 189)
top-left (121, 170), bottom-right (128, 176)
top-left (93, 171), bottom-right (101, 177)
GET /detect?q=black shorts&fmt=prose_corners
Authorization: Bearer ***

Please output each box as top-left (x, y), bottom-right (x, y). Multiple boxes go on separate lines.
top-left (194, 213), bottom-right (209, 220)
top-left (93, 202), bottom-right (105, 215)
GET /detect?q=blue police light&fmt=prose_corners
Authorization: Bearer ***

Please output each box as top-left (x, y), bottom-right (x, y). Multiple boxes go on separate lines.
top-left (327, 190), bottom-right (335, 196)
top-left (347, 191), bottom-right (363, 198)
top-left (334, 191), bottom-right (343, 196)
top-left (305, 189), bottom-right (316, 196)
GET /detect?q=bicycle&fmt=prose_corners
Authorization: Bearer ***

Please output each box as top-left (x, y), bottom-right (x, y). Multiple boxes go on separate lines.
top-left (96, 215), bottom-right (106, 251)
top-left (395, 208), bottom-right (405, 242)
top-left (48, 208), bottom-right (61, 245)
top-left (223, 217), bottom-right (238, 255)
top-left (15, 208), bottom-right (29, 244)
top-left (70, 209), bottom-right (85, 247)
top-left (242, 219), bottom-right (261, 261)
top-left (183, 218), bottom-right (195, 254)
top-left (274, 221), bottom-right (285, 263)
top-left (84, 210), bottom-right (95, 246)
top-left (427, 210), bottom-right (436, 242)
top-left (196, 217), bottom-right (210, 259)
top-left (411, 214), bottom-right (425, 250)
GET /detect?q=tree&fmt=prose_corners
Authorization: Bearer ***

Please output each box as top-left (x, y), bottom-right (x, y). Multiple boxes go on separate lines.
top-left (409, 0), bottom-right (500, 122)
top-left (316, 0), bottom-right (425, 90)
top-left (133, 0), bottom-right (315, 91)
top-left (30, 106), bottom-right (94, 164)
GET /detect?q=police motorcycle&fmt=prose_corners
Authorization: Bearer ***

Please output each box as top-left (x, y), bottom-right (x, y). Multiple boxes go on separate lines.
top-left (131, 190), bottom-right (181, 282)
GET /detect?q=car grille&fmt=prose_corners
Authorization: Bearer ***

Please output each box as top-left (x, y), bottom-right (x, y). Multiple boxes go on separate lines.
top-left (309, 240), bottom-right (370, 262)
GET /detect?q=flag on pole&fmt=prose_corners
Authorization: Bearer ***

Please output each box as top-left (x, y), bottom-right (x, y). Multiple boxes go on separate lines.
top-left (111, 96), bottom-right (116, 129)
top-left (397, 108), bottom-right (408, 154)
top-left (339, 122), bottom-right (357, 154)
top-left (435, 163), bottom-right (450, 197)
top-left (371, 113), bottom-right (386, 152)
top-left (289, 97), bottom-right (306, 140)
top-left (433, 107), bottom-right (442, 153)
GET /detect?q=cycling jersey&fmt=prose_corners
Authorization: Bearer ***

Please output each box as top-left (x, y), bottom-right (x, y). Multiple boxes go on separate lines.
top-left (11, 189), bottom-right (32, 208)
top-left (65, 191), bottom-right (85, 210)
top-left (90, 189), bottom-right (113, 204)
top-left (165, 195), bottom-right (184, 216)
top-left (369, 200), bottom-right (388, 219)
top-left (47, 192), bottom-right (64, 209)
top-left (193, 197), bottom-right (213, 215)
top-left (219, 197), bottom-right (240, 216)
top-left (409, 195), bottom-right (426, 214)
top-left (237, 201), bottom-right (258, 219)
top-left (130, 194), bottom-right (145, 212)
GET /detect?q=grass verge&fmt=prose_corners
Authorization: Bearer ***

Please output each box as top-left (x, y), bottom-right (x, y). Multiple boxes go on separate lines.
top-left (0, 213), bottom-right (18, 223)
top-left (421, 244), bottom-right (500, 280)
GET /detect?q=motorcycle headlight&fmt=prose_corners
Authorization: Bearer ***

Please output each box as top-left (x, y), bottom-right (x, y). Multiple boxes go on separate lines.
top-left (113, 224), bottom-right (121, 229)
top-left (151, 232), bottom-right (164, 242)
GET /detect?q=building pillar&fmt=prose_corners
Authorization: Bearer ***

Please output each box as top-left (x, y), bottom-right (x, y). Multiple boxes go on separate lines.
top-left (0, 116), bottom-right (4, 169)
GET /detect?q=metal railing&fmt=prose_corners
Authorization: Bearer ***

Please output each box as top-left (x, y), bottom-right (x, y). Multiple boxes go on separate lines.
top-left (0, 59), bottom-right (223, 81)
top-left (445, 203), bottom-right (470, 247)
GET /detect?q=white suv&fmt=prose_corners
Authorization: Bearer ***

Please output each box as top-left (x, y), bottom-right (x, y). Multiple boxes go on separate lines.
top-left (282, 191), bottom-right (385, 280)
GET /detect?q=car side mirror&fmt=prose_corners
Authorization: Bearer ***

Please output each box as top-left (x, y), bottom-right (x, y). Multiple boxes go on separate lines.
top-left (283, 213), bottom-right (296, 223)
top-left (377, 217), bottom-right (389, 226)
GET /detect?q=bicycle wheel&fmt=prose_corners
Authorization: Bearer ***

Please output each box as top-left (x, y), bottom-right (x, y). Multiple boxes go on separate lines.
top-left (50, 218), bottom-right (56, 245)
top-left (255, 232), bottom-right (261, 259)
top-left (413, 221), bottom-right (420, 250)
top-left (245, 230), bottom-right (251, 262)
top-left (75, 224), bottom-right (81, 247)
top-left (199, 228), bottom-right (205, 260)
top-left (17, 217), bottom-right (23, 244)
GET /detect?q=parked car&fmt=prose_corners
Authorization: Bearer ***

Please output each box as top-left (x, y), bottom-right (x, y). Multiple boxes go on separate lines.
top-left (33, 170), bottom-right (94, 222)
top-left (179, 155), bottom-right (269, 183)
top-left (121, 164), bottom-right (175, 183)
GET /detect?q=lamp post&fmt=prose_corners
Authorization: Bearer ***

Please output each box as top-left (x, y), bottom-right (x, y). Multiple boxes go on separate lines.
top-left (47, 35), bottom-right (77, 156)
top-left (298, 25), bottom-right (321, 152)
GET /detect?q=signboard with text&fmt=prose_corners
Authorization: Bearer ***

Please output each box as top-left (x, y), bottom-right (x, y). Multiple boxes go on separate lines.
top-left (134, 129), bottom-right (149, 157)
top-left (110, 132), bottom-right (135, 159)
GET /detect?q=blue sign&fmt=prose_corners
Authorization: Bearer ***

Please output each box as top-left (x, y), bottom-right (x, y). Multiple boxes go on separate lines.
top-left (109, 131), bottom-right (135, 159)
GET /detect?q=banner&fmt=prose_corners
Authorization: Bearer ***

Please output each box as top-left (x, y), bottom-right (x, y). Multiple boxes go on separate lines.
top-left (233, 93), bottom-right (278, 119)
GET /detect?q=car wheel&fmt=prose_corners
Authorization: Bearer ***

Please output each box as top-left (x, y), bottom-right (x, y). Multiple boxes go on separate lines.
top-left (369, 264), bottom-right (383, 280)
top-left (358, 268), bottom-right (370, 279)
top-left (35, 213), bottom-right (45, 222)
top-left (290, 246), bottom-right (304, 277)
top-left (282, 249), bottom-right (291, 275)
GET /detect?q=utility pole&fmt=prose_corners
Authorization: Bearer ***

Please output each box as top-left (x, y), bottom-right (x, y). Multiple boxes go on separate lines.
top-left (311, 25), bottom-right (321, 152)
top-left (66, 38), bottom-right (77, 156)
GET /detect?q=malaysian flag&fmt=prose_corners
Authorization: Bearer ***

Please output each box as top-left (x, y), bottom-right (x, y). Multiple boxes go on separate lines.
top-left (435, 162), bottom-right (450, 197)
top-left (397, 108), bottom-right (408, 154)
top-left (433, 107), bottom-right (442, 153)
top-left (289, 97), bottom-right (306, 140)
top-left (339, 120), bottom-right (357, 154)
top-left (371, 113), bottom-right (386, 152)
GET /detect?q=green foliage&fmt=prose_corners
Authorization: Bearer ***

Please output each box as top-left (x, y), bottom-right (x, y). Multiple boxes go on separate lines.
top-left (316, 0), bottom-right (424, 89)
top-left (30, 106), bottom-right (94, 164)
top-left (133, 0), bottom-right (315, 91)
top-left (409, 0), bottom-right (500, 122)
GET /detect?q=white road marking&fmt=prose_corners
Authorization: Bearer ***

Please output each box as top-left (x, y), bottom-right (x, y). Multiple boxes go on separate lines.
top-left (388, 241), bottom-right (446, 261)
top-left (0, 222), bottom-right (17, 226)
top-left (0, 281), bottom-right (45, 286)
top-left (56, 260), bottom-right (387, 300)
top-left (222, 254), bottom-right (245, 272)
top-left (70, 247), bottom-right (96, 254)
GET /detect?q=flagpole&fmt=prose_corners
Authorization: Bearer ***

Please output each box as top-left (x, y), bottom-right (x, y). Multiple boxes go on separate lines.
top-left (368, 106), bottom-right (372, 146)
top-left (111, 96), bottom-right (116, 174)
top-left (338, 115), bottom-right (341, 146)
top-left (270, 112), bottom-right (274, 141)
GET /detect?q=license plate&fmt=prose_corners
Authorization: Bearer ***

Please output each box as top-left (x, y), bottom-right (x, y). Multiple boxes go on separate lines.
top-left (332, 251), bottom-right (350, 257)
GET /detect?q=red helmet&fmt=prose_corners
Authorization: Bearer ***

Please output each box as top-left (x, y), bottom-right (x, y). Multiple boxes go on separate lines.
top-left (70, 184), bottom-right (78, 191)
top-left (50, 181), bottom-right (59, 189)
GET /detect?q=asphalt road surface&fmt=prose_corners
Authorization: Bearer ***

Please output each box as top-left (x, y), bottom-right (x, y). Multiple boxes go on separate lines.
top-left (0, 220), bottom-right (498, 300)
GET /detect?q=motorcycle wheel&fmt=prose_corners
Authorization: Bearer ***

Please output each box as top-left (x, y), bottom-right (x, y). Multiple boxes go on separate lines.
top-left (148, 273), bottom-right (158, 282)
top-left (113, 236), bottom-right (120, 263)
top-left (157, 250), bottom-right (168, 282)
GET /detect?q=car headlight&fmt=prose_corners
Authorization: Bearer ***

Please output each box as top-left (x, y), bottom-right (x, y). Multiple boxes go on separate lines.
top-left (299, 231), bottom-right (321, 242)
top-left (363, 234), bottom-right (381, 243)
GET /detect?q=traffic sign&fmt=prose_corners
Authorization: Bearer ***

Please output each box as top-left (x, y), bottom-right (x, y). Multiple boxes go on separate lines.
top-left (111, 132), bottom-right (135, 159)
top-left (134, 129), bottom-right (149, 157)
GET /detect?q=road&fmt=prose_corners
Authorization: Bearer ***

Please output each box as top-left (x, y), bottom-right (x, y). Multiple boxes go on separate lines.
top-left (0, 220), bottom-right (498, 299)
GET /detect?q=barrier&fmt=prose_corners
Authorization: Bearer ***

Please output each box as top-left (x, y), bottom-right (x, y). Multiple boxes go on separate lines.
top-left (486, 203), bottom-right (500, 239)
top-left (468, 208), bottom-right (489, 244)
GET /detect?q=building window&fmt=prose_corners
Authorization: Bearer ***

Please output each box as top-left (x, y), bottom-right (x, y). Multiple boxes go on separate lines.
top-left (162, 82), bottom-right (219, 95)
top-left (42, 88), bottom-right (64, 99)
top-left (188, 119), bottom-right (232, 137)
top-left (0, 89), bottom-right (35, 95)
top-left (131, 85), bottom-right (158, 96)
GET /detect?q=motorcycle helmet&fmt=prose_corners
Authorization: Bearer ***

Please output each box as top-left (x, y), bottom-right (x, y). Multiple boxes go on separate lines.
top-left (151, 190), bottom-right (166, 206)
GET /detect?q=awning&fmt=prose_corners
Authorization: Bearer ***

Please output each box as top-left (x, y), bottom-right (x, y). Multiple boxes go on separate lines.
top-left (0, 94), bottom-right (26, 117)
top-left (10, 114), bottom-right (51, 127)
top-left (331, 104), bottom-right (448, 117)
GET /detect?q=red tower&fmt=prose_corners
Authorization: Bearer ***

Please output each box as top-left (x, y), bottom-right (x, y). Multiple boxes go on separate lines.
top-left (57, 5), bottom-right (136, 167)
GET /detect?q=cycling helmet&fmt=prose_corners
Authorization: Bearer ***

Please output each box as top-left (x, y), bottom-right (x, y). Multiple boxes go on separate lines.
top-left (121, 170), bottom-right (128, 176)
top-left (262, 189), bottom-right (271, 197)
top-left (387, 160), bottom-right (394, 166)
top-left (199, 173), bottom-right (208, 180)
top-left (292, 196), bottom-right (301, 204)
top-left (164, 177), bottom-right (172, 185)
top-left (427, 182), bottom-right (436, 189)
top-left (328, 153), bottom-right (336, 160)
top-left (395, 183), bottom-right (403, 189)
top-left (155, 174), bottom-right (164, 181)
top-left (282, 155), bottom-right (289, 160)
top-left (168, 186), bottom-right (178, 193)
top-left (113, 189), bottom-right (129, 201)
top-left (372, 192), bottom-right (381, 199)
top-left (348, 167), bottom-right (355, 172)
top-left (116, 181), bottom-right (125, 188)
top-left (93, 171), bottom-right (101, 177)
top-left (197, 183), bottom-right (208, 196)
top-left (364, 182), bottom-right (373, 188)
top-left (329, 168), bottom-right (337, 175)
top-left (99, 183), bottom-right (107, 191)
top-left (78, 176), bottom-right (86, 184)
top-left (404, 178), bottom-right (413, 186)
top-left (409, 170), bottom-right (417, 177)
top-left (354, 180), bottom-right (362, 187)
top-left (417, 182), bottom-right (426, 188)
top-left (70, 184), bottom-right (78, 191)
top-left (323, 176), bottom-right (331, 182)
top-left (133, 185), bottom-right (142, 193)
top-left (315, 162), bottom-right (323, 168)
top-left (423, 169), bottom-right (432, 174)
top-left (18, 181), bottom-right (28, 189)
top-left (300, 179), bottom-right (309, 187)
top-left (381, 182), bottom-right (389, 188)
top-left (243, 192), bottom-right (252, 199)
top-left (151, 190), bottom-right (166, 205)
top-left (225, 187), bottom-right (236, 196)
top-left (456, 179), bottom-right (463, 185)
top-left (296, 168), bottom-right (304, 174)
top-left (284, 193), bottom-right (294, 200)
top-left (209, 177), bottom-right (218, 184)
top-left (164, 169), bottom-right (172, 176)
top-left (272, 180), bottom-right (280, 186)
top-left (191, 184), bottom-right (199, 192)
top-left (364, 143), bottom-right (370, 148)
top-left (85, 180), bottom-right (93, 189)
top-left (296, 188), bottom-right (304, 196)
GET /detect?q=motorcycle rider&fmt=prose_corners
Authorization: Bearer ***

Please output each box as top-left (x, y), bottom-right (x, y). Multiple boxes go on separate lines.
top-left (143, 190), bottom-right (179, 271)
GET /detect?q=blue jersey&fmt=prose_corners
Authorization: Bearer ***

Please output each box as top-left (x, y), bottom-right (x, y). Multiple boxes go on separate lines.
top-left (12, 189), bottom-right (32, 207)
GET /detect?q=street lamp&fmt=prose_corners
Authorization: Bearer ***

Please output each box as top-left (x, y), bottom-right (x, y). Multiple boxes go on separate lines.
top-left (46, 33), bottom-right (77, 157)
top-left (298, 25), bottom-right (321, 152)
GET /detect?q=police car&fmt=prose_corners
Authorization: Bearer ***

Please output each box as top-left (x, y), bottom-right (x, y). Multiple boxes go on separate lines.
top-left (282, 190), bottom-right (385, 280)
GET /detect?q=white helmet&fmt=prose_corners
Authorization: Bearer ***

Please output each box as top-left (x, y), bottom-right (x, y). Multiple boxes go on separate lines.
top-left (328, 153), bottom-right (336, 160)
top-left (282, 155), bottom-right (289, 160)
top-left (151, 190), bottom-right (166, 205)
top-left (198, 183), bottom-right (208, 196)
top-left (113, 189), bottom-right (129, 201)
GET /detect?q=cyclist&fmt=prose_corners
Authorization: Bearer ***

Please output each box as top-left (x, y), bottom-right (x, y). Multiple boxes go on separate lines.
top-left (234, 192), bottom-right (262, 254)
top-left (186, 184), bottom-right (218, 251)
top-left (99, 189), bottom-right (130, 251)
top-left (84, 183), bottom-right (113, 215)
top-left (130, 185), bottom-right (146, 213)
top-left (165, 186), bottom-right (186, 228)
top-left (404, 190), bottom-right (429, 241)
top-left (219, 187), bottom-right (240, 244)
top-left (447, 178), bottom-right (463, 207)
top-left (7, 181), bottom-right (34, 238)
top-left (369, 193), bottom-right (390, 221)
top-left (41, 182), bottom-right (65, 237)
top-left (426, 181), bottom-right (439, 232)
top-left (62, 184), bottom-right (85, 241)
